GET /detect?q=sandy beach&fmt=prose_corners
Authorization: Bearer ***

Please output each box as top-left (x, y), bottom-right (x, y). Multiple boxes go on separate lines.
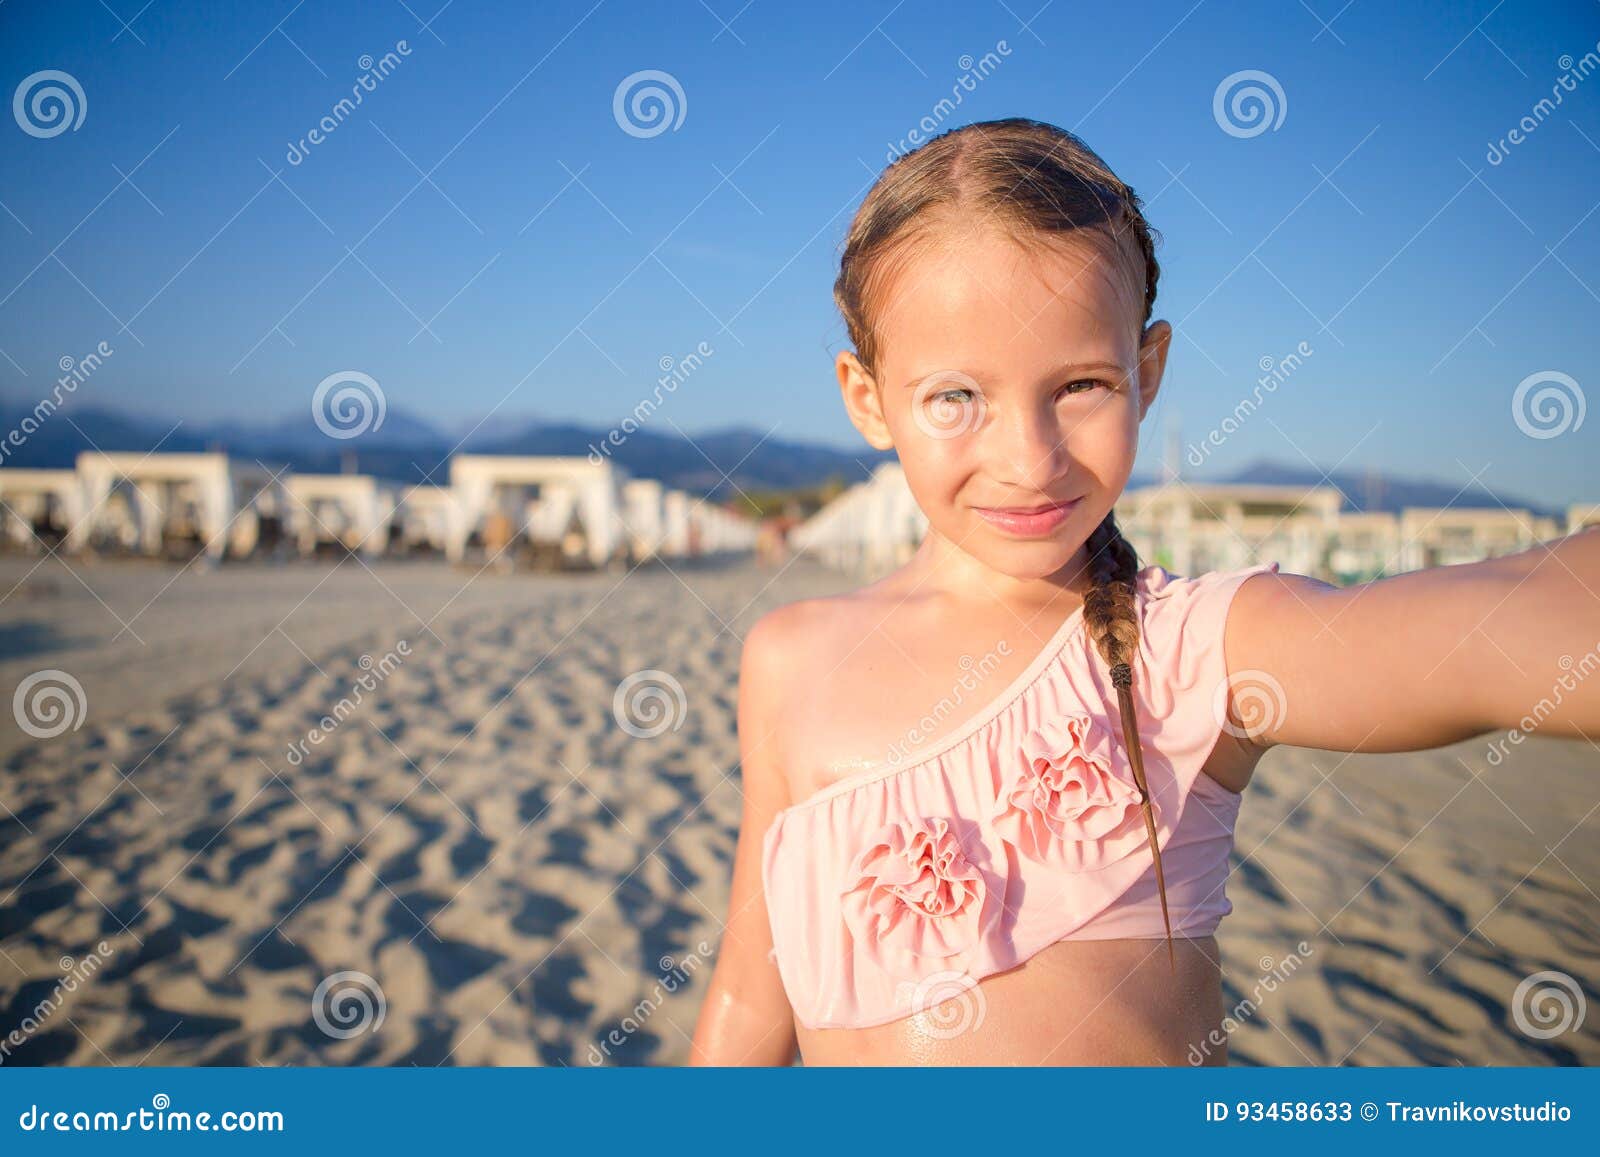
top-left (0, 553), bottom-right (1595, 1066)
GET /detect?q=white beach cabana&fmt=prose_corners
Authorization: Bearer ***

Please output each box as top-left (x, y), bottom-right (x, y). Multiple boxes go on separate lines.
top-left (1393, 507), bottom-right (1560, 572)
top-left (621, 478), bottom-right (668, 563)
top-left (661, 489), bottom-right (696, 557)
top-left (1323, 511), bottom-right (1400, 583)
top-left (393, 484), bottom-right (455, 555)
top-left (1117, 481), bottom-right (1342, 578)
top-left (0, 468), bottom-right (86, 552)
top-left (790, 462), bottom-right (926, 575)
top-left (693, 500), bottom-right (758, 555)
top-left (66, 452), bottom-right (280, 561)
top-left (446, 455), bottom-right (627, 568)
top-left (283, 474), bottom-right (399, 557)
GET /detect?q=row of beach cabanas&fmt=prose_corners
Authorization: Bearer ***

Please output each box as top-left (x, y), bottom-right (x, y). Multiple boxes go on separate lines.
top-left (0, 452), bottom-right (758, 569)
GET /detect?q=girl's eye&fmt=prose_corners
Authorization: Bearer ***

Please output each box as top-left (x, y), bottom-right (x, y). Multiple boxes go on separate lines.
top-left (930, 388), bottom-right (974, 406)
top-left (1058, 378), bottom-right (1111, 397)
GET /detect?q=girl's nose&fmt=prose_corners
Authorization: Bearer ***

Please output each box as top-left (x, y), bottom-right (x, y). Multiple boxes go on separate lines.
top-left (984, 406), bottom-right (1070, 495)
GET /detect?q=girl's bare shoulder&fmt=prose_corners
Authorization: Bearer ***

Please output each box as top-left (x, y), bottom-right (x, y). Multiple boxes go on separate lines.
top-left (740, 579), bottom-right (898, 688)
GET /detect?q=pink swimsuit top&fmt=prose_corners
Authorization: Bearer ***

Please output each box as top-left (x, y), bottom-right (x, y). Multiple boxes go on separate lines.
top-left (761, 560), bottom-right (1281, 1031)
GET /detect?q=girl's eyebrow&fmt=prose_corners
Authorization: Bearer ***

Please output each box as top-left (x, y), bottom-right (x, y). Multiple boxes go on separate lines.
top-left (899, 361), bottom-right (1127, 390)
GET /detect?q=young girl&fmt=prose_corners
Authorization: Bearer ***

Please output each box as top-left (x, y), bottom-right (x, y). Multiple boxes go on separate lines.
top-left (688, 117), bottom-right (1598, 1066)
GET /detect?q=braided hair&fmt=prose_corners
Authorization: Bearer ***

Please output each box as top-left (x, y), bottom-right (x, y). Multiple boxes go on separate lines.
top-left (833, 117), bottom-right (1175, 966)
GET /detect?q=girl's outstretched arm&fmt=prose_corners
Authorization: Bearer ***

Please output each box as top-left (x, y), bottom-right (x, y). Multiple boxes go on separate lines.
top-left (1223, 528), bottom-right (1600, 753)
top-left (689, 612), bottom-right (799, 1065)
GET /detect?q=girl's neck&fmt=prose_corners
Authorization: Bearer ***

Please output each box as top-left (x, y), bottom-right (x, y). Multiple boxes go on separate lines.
top-left (900, 527), bottom-right (1097, 614)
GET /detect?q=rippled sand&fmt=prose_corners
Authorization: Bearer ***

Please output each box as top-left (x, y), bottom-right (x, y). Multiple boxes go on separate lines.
top-left (0, 554), bottom-right (1594, 1065)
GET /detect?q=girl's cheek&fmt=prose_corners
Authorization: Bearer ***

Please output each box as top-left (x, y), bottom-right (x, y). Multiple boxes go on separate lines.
top-left (1065, 398), bottom-right (1139, 464)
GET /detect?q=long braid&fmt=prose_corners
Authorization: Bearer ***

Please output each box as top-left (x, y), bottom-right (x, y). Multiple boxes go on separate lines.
top-left (1081, 511), bottom-right (1175, 971)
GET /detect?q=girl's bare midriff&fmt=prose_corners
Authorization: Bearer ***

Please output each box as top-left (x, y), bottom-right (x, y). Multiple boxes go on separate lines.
top-left (795, 934), bottom-right (1226, 1066)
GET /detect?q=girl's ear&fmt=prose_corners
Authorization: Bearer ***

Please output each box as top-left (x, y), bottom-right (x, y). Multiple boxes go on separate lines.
top-left (836, 350), bottom-right (895, 450)
top-left (1135, 320), bottom-right (1172, 420)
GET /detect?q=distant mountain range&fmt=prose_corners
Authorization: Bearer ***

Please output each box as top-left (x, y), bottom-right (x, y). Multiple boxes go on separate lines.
top-left (0, 397), bottom-right (898, 497)
top-left (0, 396), bottom-right (1564, 516)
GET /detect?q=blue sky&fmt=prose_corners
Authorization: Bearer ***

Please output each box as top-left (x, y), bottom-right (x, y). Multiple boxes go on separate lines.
top-left (0, 0), bottom-right (1596, 505)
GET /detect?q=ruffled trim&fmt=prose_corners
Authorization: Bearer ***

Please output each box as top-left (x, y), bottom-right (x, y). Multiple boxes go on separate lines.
top-left (840, 817), bottom-right (996, 970)
top-left (993, 711), bottom-right (1150, 871)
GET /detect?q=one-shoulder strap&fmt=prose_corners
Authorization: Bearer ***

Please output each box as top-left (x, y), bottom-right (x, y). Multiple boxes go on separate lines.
top-left (1134, 560), bottom-right (1282, 779)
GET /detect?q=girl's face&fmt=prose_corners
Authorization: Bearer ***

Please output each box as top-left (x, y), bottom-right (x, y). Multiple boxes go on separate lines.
top-left (837, 225), bottom-right (1171, 582)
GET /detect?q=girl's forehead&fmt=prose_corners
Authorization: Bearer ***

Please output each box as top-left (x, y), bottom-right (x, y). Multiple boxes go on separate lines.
top-left (872, 228), bottom-right (1144, 368)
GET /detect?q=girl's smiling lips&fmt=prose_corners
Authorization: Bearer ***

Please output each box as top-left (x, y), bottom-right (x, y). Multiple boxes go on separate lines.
top-left (971, 497), bottom-right (1081, 537)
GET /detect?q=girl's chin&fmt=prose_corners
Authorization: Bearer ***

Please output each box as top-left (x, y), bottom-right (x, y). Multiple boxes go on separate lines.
top-left (962, 538), bottom-right (1081, 581)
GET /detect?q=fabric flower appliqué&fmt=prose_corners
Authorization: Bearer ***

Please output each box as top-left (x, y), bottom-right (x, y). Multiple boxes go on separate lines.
top-left (841, 817), bottom-right (994, 969)
top-left (992, 712), bottom-right (1149, 871)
